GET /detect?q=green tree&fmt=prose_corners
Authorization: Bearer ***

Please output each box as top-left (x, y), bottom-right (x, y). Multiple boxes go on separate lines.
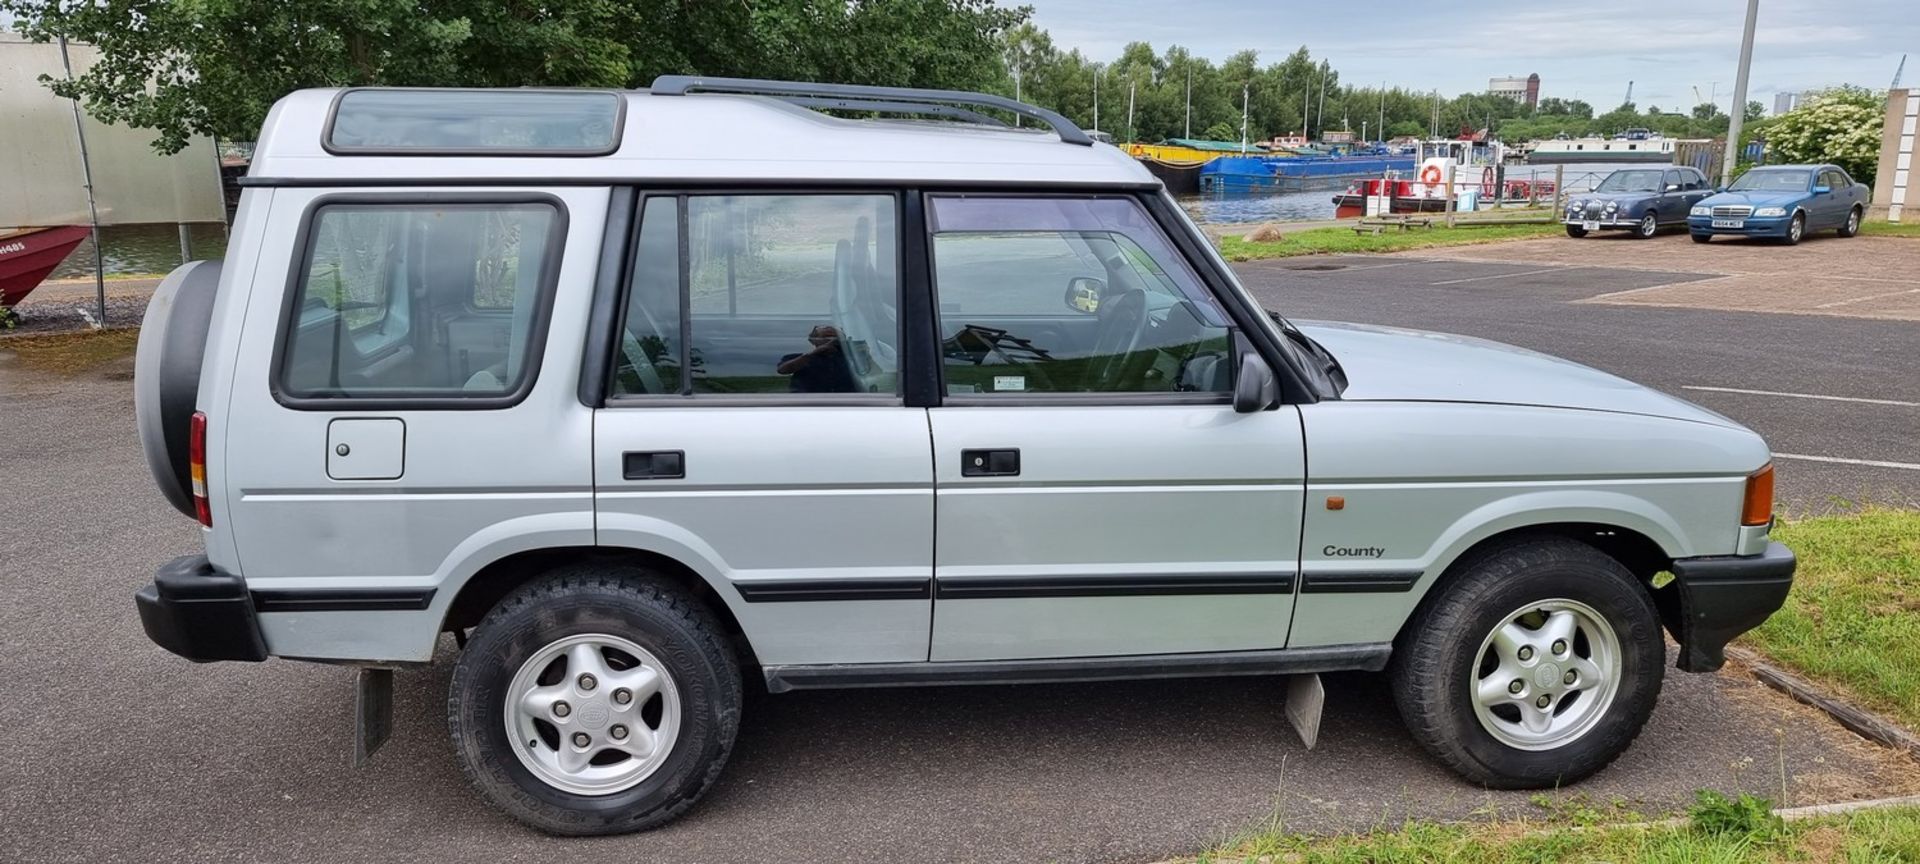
top-left (1766, 86), bottom-right (1884, 183)
top-left (2, 0), bottom-right (1029, 153)
top-left (1745, 100), bottom-right (1767, 123)
top-left (1691, 102), bottom-right (1720, 121)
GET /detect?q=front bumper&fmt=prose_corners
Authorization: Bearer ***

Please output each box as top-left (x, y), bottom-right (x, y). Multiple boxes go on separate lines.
top-left (135, 555), bottom-right (268, 662)
top-left (1662, 541), bottom-right (1796, 672)
top-left (1688, 215), bottom-right (1792, 238)
top-left (1563, 213), bottom-right (1636, 228)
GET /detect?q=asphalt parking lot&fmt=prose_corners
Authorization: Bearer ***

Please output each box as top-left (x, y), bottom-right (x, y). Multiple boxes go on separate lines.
top-left (1239, 233), bottom-right (1920, 512)
top-left (6, 231), bottom-right (1919, 863)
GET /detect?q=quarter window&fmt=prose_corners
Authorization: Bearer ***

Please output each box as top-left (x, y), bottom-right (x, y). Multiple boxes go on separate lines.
top-left (279, 200), bottom-right (561, 401)
top-left (614, 194), bottom-right (900, 397)
top-left (928, 196), bottom-right (1233, 396)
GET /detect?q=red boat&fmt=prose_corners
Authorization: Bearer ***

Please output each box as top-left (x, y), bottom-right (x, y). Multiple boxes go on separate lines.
top-left (0, 225), bottom-right (91, 308)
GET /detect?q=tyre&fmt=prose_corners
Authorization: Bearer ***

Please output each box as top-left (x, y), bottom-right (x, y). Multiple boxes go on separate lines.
top-left (1783, 212), bottom-right (1805, 245)
top-left (1690, 232), bottom-right (1712, 244)
top-left (449, 565), bottom-right (741, 835)
top-left (1389, 537), bottom-right (1664, 788)
top-left (1564, 224), bottom-right (1588, 239)
top-left (1633, 212), bottom-right (1657, 239)
top-left (1839, 206), bottom-right (1862, 238)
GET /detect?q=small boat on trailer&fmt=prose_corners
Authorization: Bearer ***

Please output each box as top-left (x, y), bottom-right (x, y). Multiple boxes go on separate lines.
top-left (1, 225), bottom-right (91, 309)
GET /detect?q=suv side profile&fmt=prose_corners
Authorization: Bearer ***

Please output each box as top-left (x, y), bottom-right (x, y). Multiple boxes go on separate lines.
top-left (133, 79), bottom-right (1794, 835)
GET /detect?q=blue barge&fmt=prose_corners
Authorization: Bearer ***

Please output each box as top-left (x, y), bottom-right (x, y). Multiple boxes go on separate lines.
top-left (1200, 154), bottom-right (1418, 192)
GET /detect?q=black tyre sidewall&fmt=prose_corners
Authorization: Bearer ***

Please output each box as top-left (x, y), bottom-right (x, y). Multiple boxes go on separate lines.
top-left (1786, 213), bottom-right (1804, 244)
top-left (1691, 233), bottom-right (1712, 243)
top-left (1636, 213), bottom-right (1657, 238)
top-left (450, 572), bottom-right (740, 835)
top-left (1565, 224), bottom-right (1588, 238)
top-left (1395, 541), bottom-right (1664, 787)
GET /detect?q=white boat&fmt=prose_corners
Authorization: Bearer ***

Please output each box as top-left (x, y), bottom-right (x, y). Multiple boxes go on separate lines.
top-left (1526, 134), bottom-right (1699, 164)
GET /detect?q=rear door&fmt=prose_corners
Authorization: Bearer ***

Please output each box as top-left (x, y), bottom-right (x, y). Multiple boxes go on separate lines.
top-left (922, 194), bottom-right (1306, 662)
top-left (222, 187), bottom-right (597, 658)
top-left (591, 191), bottom-right (935, 666)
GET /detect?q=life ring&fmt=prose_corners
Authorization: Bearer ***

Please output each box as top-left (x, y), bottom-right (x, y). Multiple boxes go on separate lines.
top-left (1481, 167), bottom-right (1496, 197)
top-left (1419, 164), bottom-right (1443, 185)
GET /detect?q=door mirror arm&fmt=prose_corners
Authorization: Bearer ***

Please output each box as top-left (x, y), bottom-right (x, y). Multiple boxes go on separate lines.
top-left (1233, 354), bottom-right (1279, 413)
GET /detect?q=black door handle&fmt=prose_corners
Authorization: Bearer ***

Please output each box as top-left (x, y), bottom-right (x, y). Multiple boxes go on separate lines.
top-left (961, 448), bottom-right (1020, 477)
top-left (623, 451), bottom-right (685, 480)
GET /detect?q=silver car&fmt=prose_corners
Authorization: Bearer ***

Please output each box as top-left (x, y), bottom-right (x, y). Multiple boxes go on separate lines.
top-left (133, 79), bottom-right (1794, 835)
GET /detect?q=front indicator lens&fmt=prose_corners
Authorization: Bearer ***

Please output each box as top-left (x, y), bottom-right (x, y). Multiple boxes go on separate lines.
top-left (1742, 463), bottom-right (1775, 527)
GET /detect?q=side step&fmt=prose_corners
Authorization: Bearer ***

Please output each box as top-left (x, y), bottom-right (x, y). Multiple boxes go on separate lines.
top-left (761, 643), bottom-right (1389, 694)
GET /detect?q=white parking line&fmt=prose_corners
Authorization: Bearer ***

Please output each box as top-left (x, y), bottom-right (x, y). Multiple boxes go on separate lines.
top-left (1429, 266), bottom-right (1569, 286)
top-left (1773, 453), bottom-right (1920, 472)
top-left (1814, 287), bottom-right (1920, 309)
top-left (1682, 385), bottom-right (1920, 408)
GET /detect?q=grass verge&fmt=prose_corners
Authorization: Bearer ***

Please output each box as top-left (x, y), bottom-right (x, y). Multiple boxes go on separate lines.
top-left (0, 328), bottom-right (141, 376)
top-left (1196, 792), bottom-right (1920, 863)
top-left (1861, 220), bottom-right (1920, 238)
top-left (1216, 222), bottom-right (1564, 261)
top-left (1744, 510), bottom-right (1920, 730)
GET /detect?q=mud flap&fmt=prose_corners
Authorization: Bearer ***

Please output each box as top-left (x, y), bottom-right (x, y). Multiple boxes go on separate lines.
top-left (1285, 673), bottom-right (1325, 749)
top-left (354, 668), bottom-right (394, 767)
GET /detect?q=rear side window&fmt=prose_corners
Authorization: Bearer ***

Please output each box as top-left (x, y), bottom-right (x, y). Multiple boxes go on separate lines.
top-left (278, 199), bottom-right (563, 403)
top-left (613, 193), bottom-right (901, 398)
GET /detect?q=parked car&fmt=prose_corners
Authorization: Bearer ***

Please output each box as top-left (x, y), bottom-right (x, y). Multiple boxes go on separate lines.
top-left (1564, 166), bottom-right (1715, 239)
top-left (132, 79), bottom-right (1795, 836)
top-left (1688, 164), bottom-right (1870, 244)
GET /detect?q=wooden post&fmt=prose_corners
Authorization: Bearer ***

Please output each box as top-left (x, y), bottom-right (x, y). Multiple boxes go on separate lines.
top-left (1444, 169), bottom-right (1456, 228)
top-left (1554, 164), bottom-right (1565, 214)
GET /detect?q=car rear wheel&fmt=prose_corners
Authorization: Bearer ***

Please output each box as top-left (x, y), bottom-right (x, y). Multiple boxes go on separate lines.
top-left (1838, 206), bottom-right (1862, 238)
top-left (1390, 537), bottom-right (1664, 788)
top-left (1784, 212), bottom-right (1806, 245)
top-left (1633, 213), bottom-right (1658, 239)
top-left (449, 565), bottom-right (740, 835)
top-left (1564, 224), bottom-right (1588, 238)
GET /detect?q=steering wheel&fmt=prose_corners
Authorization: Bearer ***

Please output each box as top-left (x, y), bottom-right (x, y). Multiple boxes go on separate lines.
top-left (1084, 289), bottom-right (1148, 391)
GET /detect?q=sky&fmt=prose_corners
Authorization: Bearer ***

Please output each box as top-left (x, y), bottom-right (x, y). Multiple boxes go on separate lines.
top-left (1021, 0), bottom-right (1919, 113)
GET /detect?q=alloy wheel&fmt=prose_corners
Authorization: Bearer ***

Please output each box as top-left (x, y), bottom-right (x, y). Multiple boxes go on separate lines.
top-left (504, 633), bottom-right (682, 795)
top-left (1468, 599), bottom-right (1622, 751)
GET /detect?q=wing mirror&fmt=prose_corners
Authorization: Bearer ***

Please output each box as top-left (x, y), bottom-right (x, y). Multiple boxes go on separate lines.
top-left (1813, 185), bottom-right (1832, 195)
top-left (1233, 354), bottom-right (1278, 413)
top-left (1064, 276), bottom-right (1104, 314)
top-left (1664, 184), bottom-right (1681, 192)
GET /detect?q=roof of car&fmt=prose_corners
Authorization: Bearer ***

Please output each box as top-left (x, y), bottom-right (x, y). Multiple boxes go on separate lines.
top-left (248, 87), bottom-right (1155, 187)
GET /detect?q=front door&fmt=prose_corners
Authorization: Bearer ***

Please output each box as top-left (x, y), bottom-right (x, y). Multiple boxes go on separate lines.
top-left (591, 192), bottom-right (935, 667)
top-left (921, 194), bottom-right (1306, 661)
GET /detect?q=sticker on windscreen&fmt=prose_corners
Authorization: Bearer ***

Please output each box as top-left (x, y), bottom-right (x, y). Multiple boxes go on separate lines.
top-left (993, 375), bottom-right (1026, 392)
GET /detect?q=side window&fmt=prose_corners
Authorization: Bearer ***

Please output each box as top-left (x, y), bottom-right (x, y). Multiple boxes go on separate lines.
top-left (280, 200), bottom-right (560, 401)
top-left (1822, 170), bottom-right (1849, 189)
top-left (613, 193), bottom-right (900, 397)
top-left (928, 196), bottom-right (1233, 396)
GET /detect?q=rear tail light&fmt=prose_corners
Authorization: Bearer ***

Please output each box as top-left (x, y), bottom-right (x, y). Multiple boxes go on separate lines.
top-left (189, 411), bottom-right (211, 527)
top-left (1741, 463), bottom-right (1774, 527)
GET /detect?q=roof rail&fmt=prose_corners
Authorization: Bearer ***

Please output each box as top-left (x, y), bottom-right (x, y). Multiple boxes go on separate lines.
top-left (649, 75), bottom-right (1093, 146)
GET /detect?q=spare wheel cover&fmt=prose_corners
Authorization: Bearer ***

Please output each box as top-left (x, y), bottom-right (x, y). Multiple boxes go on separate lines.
top-left (134, 260), bottom-right (222, 519)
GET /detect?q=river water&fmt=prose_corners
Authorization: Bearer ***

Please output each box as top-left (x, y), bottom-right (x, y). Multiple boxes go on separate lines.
top-left (43, 161), bottom-right (1658, 277)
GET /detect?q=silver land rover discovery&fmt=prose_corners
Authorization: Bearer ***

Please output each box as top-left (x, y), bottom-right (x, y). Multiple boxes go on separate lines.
top-left (133, 78), bottom-right (1795, 835)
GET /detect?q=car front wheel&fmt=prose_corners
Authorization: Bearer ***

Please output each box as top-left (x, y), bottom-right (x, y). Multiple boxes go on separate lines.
top-left (1390, 537), bottom-right (1664, 788)
top-left (449, 565), bottom-right (741, 835)
top-left (1784, 212), bottom-right (1806, 245)
top-left (1565, 224), bottom-right (1588, 238)
top-left (1633, 213), bottom-right (1658, 239)
top-left (1690, 232), bottom-right (1712, 244)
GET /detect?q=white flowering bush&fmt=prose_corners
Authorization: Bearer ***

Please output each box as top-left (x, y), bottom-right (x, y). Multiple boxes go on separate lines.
top-left (1766, 86), bottom-right (1884, 184)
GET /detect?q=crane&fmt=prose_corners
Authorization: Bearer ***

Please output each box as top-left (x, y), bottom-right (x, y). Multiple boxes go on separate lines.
top-left (1895, 54), bottom-right (1908, 90)
top-left (1624, 80), bottom-right (1633, 106)
top-left (1692, 85), bottom-right (1705, 107)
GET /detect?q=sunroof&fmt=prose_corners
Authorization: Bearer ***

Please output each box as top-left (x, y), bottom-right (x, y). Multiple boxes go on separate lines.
top-left (325, 89), bottom-right (624, 155)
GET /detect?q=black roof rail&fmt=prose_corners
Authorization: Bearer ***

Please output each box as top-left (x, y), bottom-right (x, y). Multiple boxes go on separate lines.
top-left (649, 75), bottom-right (1093, 146)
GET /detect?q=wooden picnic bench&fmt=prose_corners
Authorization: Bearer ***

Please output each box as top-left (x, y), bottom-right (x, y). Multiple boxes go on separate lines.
top-left (1352, 216), bottom-right (1434, 235)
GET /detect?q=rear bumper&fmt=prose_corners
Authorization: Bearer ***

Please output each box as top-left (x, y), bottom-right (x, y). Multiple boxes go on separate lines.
top-left (135, 555), bottom-right (268, 663)
top-left (1666, 541), bottom-right (1795, 672)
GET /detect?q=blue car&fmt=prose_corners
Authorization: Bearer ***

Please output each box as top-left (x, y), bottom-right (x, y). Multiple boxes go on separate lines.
top-left (1687, 164), bottom-right (1870, 245)
top-left (1564, 167), bottom-right (1715, 239)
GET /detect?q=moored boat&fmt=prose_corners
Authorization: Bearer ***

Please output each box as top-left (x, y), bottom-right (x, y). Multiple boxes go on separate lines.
top-left (0, 225), bottom-right (91, 308)
top-left (1199, 151), bottom-right (1418, 192)
top-left (1526, 134), bottom-right (1705, 165)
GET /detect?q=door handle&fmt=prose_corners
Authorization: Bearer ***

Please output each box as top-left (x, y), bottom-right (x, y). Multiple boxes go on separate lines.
top-left (961, 448), bottom-right (1020, 477)
top-left (623, 450), bottom-right (685, 480)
